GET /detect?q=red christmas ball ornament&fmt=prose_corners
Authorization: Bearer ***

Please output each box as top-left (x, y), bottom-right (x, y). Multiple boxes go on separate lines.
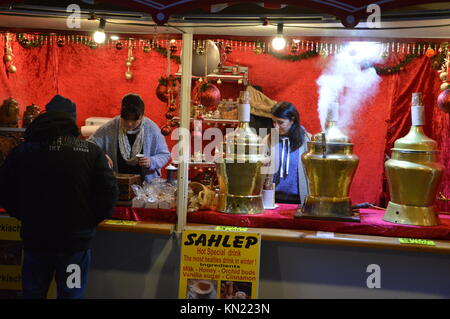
top-left (170, 45), bottom-right (178, 54)
top-left (161, 126), bottom-right (172, 136)
top-left (116, 42), bottom-right (123, 50)
top-left (197, 83), bottom-right (221, 109)
top-left (225, 45), bottom-right (232, 54)
top-left (57, 39), bottom-right (65, 47)
top-left (168, 104), bottom-right (177, 112)
top-left (290, 45), bottom-right (299, 54)
top-left (437, 89), bottom-right (450, 113)
top-left (165, 111), bottom-right (175, 120)
top-left (425, 47), bottom-right (436, 58)
top-left (170, 120), bottom-right (178, 128)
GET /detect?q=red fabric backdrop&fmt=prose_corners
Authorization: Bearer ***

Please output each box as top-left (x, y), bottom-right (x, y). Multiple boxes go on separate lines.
top-left (0, 36), bottom-right (448, 210)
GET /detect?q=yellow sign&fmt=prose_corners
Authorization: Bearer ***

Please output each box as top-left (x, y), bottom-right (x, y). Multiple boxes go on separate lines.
top-left (215, 226), bottom-right (248, 232)
top-left (179, 229), bottom-right (261, 299)
top-left (0, 217), bottom-right (22, 292)
top-left (399, 238), bottom-right (436, 246)
top-left (0, 265), bottom-right (21, 290)
top-left (0, 217), bottom-right (21, 241)
top-left (104, 220), bottom-right (137, 226)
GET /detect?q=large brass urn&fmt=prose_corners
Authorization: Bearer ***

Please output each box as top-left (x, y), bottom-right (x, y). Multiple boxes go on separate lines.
top-left (296, 110), bottom-right (360, 221)
top-left (216, 91), bottom-right (269, 214)
top-left (383, 93), bottom-right (444, 226)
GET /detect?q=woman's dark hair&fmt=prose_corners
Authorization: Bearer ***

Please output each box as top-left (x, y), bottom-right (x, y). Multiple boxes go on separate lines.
top-left (121, 93), bottom-right (144, 120)
top-left (271, 101), bottom-right (306, 151)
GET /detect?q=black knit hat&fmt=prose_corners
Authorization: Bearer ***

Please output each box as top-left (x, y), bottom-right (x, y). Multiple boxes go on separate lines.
top-left (45, 95), bottom-right (77, 122)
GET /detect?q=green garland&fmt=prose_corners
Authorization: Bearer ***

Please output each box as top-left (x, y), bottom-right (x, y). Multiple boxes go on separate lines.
top-left (374, 53), bottom-right (418, 75)
top-left (268, 50), bottom-right (319, 61)
top-left (154, 45), bottom-right (181, 64)
top-left (16, 33), bottom-right (44, 48)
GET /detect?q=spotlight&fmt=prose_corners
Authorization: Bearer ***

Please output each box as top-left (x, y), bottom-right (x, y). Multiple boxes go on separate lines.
top-left (93, 18), bottom-right (106, 44)
top-left (271, 23), bottom-right (286, 50)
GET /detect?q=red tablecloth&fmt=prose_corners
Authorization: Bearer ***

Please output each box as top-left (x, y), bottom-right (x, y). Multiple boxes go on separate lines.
top-left (112, 204), bottom-right (450, 240)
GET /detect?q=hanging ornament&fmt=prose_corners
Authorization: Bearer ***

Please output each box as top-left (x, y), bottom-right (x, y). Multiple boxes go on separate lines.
top-left (156, 76), bottom-right (179, 102)
top-left (217, 78), bottom-right (222, 84)
top-left (116, 42), bottom-right (123, 50)
top-left (168, 104), bottom-right (177, 112)
top-left (196, 43), bottom-right (205, 55)
top-left (170, 120), bottom-right (178, 128)
top-left (161, 125), bottom-right (172, 136)
top-left (437, 89), bottom-right (450, 113)
top-left (4, 34), bottom-right (16, 74)
top-left (440, 72), bottom-right (448, 82)
top-left (143, 45), bottom-right (151, 53)
top-left (290, 45), bottom-right (299, 54)
top-left (196, 82), bottom-right (221, 109)
top-left (254, 46), bottom-right (262, 55)
top-left (425, 47), bottom-right (436, 58)
top-left (7, 64), bottom-right (17, 73)
top-left (225, 45), bottom-right (232, 54)
top-left (125, 40), bottom-right (134, 80)
top-left (57, 39), bottom-right (65, 47)
top-left (125, 71), bottom-right (133, 80)
top-left (165, 111), bottom-right (175, 120)
top-left (170, 44), bottom-right (178, 54)
top-left (3, 54), bottom-right (12, 63)
top-left (89, 41), bottom-right (98, 49)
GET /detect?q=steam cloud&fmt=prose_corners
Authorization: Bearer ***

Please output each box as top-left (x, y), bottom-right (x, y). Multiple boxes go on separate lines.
top-left (317, 43), bottom-right (382, 132)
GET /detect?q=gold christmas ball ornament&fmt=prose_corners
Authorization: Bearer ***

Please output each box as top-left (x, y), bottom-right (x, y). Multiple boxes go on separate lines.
top-left (381, 51), bottom-right (389, 59)
top-left (217, 79), bottom-right (222, 84)
top-left (319, 49), bottom-right (328, 57)
top-left (254, 46), bottom-right (262, 55)
top-left (440, 72), bottom-right (448, 82)
top-left (3, 54), bottom-right (12, 63)
top-left (125, 71), bottom-right (133, 80)
top-left (126, 60), bottom-right (132, 67)
top-left (143, 46), bottom-right (151, 53)
top-left (440, 82), bottom-right (449, 91)
top-left (7, 64), bottom-right (17, 73)
top-left (129, 56), bottom-right (135, 62)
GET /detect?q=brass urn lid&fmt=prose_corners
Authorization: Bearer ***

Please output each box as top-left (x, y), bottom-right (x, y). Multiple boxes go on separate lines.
top-left (393, 93), bottom-right (438, 152)
top-left (312, 119), bottom-right (351, 144)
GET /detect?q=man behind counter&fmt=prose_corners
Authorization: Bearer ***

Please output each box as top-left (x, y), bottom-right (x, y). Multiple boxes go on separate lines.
top-left (88, 93), bottom-right (170, 183)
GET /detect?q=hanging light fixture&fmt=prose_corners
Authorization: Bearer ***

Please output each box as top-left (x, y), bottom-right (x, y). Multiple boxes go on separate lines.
top-left (271, 23), bottom-right (286, 51)
top-left (93, 18), bottom-right (106, 44)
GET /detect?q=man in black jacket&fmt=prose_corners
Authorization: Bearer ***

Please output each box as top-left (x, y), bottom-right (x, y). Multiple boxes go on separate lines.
top-left (0, 105), bottom-right (118, 299)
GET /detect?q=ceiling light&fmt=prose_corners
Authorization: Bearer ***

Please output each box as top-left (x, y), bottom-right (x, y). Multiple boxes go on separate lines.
top-left (271, 23), bottom-right (286, 51)
top-left (93, 18), bottom-right (106, 44)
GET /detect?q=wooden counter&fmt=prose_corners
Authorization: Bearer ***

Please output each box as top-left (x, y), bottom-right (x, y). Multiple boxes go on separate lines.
top-left (97, 219), bottom-right (450, 254)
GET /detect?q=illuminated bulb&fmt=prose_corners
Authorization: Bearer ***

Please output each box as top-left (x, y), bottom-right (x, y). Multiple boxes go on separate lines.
top-left (272, 36), bottom-right (286, 51)
top-left (93, 18), bottom-right (106, 44)
top-left (93, 31), bottom-right (106, 44)
top-left (110, 35), bottom-right (119, 41)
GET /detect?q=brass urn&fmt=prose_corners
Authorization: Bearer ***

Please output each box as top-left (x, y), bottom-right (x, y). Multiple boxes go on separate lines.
top-left (215, 91), bottom-right (269, 214)
top-left (383, 93), bottom-right (444, 226)
top-left (296, 109), bottom-right (360, 221)
top-left (0, 97), bottom-right (19, 128)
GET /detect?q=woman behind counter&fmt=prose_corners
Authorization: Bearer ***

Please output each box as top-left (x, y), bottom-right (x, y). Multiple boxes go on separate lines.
top-left (88, 93), bottom-right (170, 183)
top-left (266, 101), bottom-right (311, 205)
